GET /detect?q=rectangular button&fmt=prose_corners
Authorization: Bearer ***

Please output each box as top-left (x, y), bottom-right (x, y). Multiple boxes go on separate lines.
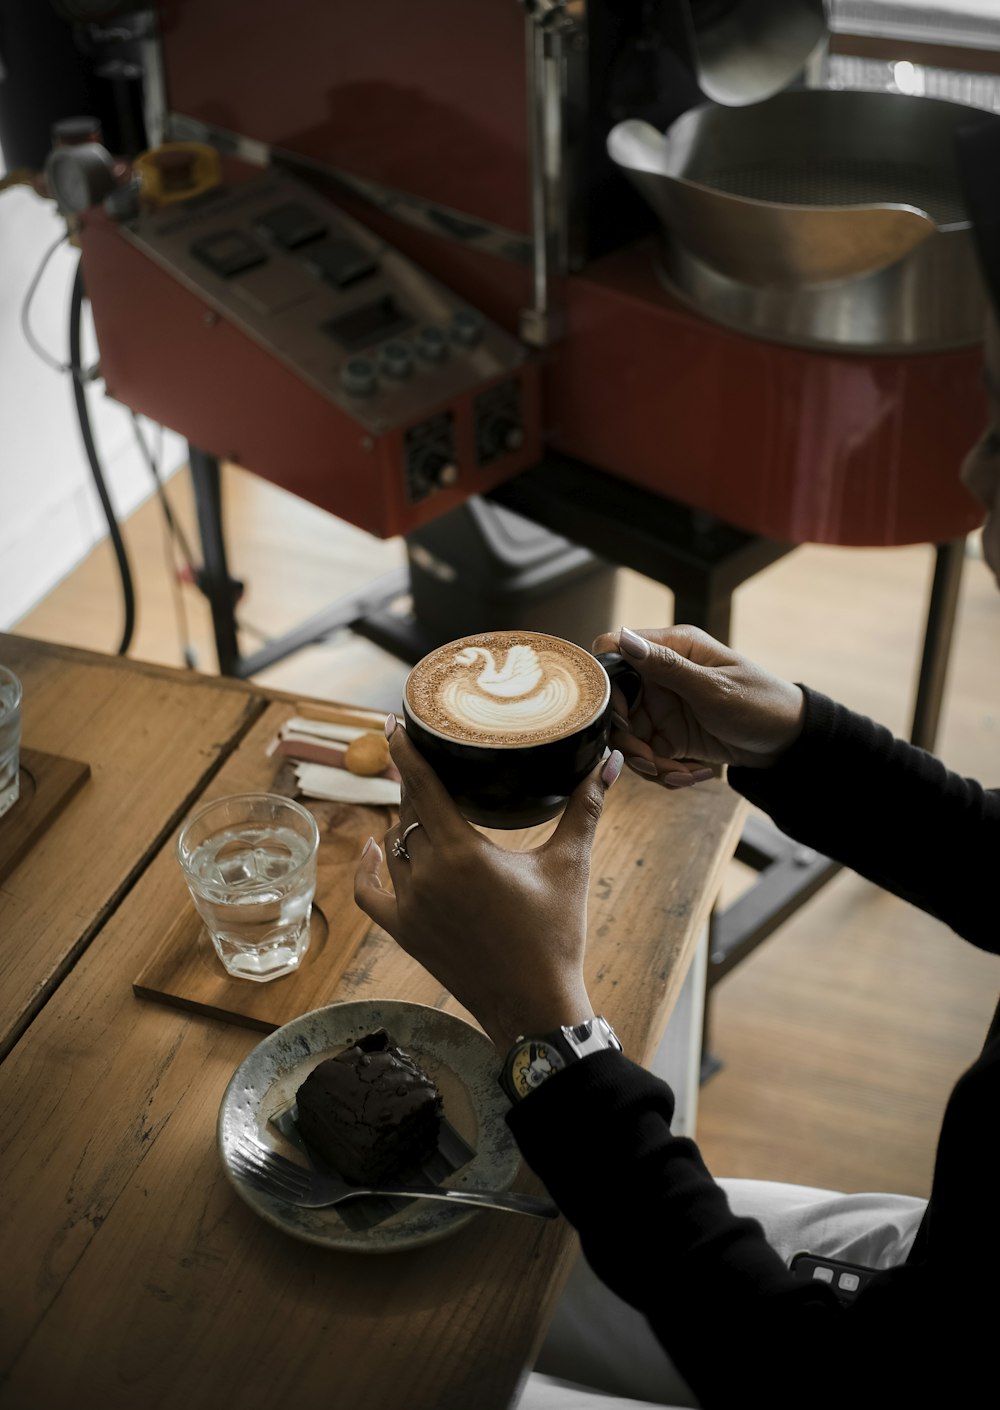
top-left (255, 202), bottom-right (327, 250)
top-left (190, 229), bottom-right (268, 279)
top-left (323, 295), bottom-right (414, 350)
top-left (302, 237), bottom-right (378, 289)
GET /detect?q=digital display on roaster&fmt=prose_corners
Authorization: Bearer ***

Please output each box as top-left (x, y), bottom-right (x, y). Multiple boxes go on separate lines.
top-left (323, 297), bottom-right (415, 351)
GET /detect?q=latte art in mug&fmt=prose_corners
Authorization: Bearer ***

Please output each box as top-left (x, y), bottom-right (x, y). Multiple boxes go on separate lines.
top-left (442, 644), bottom-right (580, 737)
top-left (403, 630), bottom-right (637, 827)
top-left (405, 631), bottom-right (609, 746)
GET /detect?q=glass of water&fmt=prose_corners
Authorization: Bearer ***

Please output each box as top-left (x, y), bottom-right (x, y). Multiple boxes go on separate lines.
top-left (177, 792), bottom-right (320, 983)
top-left (0, 666), bottom-right (23, 820)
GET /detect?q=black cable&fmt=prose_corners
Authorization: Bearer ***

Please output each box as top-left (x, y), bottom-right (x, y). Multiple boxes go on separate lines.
top-left (69, 255), bottom-right (136, 656)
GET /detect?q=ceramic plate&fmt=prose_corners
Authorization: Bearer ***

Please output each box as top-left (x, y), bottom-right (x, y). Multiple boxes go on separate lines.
top-left (217, 999), bottom-right (518, 1252)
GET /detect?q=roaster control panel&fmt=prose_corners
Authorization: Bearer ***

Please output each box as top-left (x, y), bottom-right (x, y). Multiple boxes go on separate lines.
top-left (120, 169), bottom-right (531, 442)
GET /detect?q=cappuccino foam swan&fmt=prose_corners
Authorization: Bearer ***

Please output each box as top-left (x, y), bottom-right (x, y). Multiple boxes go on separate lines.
top-left (405, 632), bottom-right (609, 747)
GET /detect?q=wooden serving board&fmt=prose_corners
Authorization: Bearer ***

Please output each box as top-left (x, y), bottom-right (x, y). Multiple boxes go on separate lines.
top-left (0, 748), bottom-right (91, 888)
top-left (133, 700), bottom-right (397, 1032)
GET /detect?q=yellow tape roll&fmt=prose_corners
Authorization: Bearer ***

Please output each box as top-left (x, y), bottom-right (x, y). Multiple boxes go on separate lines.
top-left (134, 142), bottom-right (223, 207)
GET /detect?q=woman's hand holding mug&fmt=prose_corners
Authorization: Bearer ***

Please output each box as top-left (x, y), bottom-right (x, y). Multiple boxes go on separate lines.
top-left (590, 625), bottom-right (806, 786)
top-left (354, 719), bottom-right (623, 1055)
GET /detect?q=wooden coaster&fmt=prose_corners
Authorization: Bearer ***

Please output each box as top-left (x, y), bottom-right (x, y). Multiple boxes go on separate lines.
top-left (0, 748), bottom-right (91, 886)
top-left (132, 790), bottom-right (388, 1033)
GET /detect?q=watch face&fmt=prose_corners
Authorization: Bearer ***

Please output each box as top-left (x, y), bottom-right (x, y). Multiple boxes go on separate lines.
top-left (507, 1039), bottom-right (566, 1099)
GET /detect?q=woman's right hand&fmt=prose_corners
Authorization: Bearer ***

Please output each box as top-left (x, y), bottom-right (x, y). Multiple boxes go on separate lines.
top-left (592, 625), bottom-right (806, 783)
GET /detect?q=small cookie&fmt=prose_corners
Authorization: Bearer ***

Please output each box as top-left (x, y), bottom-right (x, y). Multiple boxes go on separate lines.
top-left (344, 732), bottom-right (392, 777)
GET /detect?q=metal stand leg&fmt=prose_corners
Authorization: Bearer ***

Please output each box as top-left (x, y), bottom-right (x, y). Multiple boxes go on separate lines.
top-left (910, 539), bottom-right (966, 752)
top-left (673, 592), bottom-right (731, 648)
top-left (188, 445), bottom-right (240, 676)
top-left (186, 444), bottom-right (422, 678)
top-left (700, 537), bottom-right (966, 1081)
top-left (702, 824), bottom-right (843, 1077)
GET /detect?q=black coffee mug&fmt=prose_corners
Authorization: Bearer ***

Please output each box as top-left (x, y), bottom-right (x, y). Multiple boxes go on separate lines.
top-left (402, 650), bottom-right (641, 829)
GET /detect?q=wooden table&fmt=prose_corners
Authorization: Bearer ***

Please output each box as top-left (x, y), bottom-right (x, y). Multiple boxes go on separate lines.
top-left (0, 636), bottom-right (745, 1410)
top-left (0, 635), bottom-right (262, 1061)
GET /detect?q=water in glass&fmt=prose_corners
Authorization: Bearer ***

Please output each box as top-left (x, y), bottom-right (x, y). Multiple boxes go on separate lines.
top-left (186, 822), bottom-right (316, 980)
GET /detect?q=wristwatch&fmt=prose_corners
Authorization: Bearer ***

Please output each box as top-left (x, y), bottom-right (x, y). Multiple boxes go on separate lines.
top-left (500, 1016), bottom-right (622, 1102)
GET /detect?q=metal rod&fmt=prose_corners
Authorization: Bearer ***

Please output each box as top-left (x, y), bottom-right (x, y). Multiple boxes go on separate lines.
top-left (234, 569), bottom-right (412, 678)
top-left (520, 8), bottom-right (571, 346)
top-left (188, 445), bottom-right (240, 676)
top-left (910, 538), bottom-right (966, 752)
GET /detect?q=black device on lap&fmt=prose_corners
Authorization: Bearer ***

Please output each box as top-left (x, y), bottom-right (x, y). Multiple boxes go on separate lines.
top-left (789, 1251), bottom-right (879, 1305)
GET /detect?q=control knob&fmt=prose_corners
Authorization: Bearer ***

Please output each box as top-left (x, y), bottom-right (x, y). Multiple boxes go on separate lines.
top-left (410, 449), bottom-right (459, 497)
top-left (379, 340), bottom-right (414, 379)
top-left (416, 325), bottom-right (449, 362)
top-left (450, 310), bottom-right (484, 348)
top-left (478, 416), bottom-right (525, 461)
top-left (498, 424), bottom-right (524, 452)
top-left (340, 358), bottom-right (378, 397)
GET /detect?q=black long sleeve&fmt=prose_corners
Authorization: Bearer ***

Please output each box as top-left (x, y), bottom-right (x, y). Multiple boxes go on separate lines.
top-left (509, 695), bottom-right (1000, 1408)
top-left (510, 1052), bottom-right (980, 1408)
top-left (728, 688), bottom-right (1000, 954)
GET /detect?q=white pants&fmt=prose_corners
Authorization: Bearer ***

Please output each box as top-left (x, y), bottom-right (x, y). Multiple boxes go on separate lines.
top-left (519, 1178), bottom-right (927, 1409)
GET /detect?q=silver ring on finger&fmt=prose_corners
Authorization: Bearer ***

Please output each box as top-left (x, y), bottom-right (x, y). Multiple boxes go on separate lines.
top-left (391, 820), bottom-right (423, 862)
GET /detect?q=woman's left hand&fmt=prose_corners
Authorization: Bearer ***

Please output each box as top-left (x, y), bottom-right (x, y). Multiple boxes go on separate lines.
top-left (353, 721), bottom-right (623, 1053)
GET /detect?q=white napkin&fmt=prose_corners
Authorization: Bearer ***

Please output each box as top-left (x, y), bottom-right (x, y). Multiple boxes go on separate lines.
top-left (267, 716), bottom-right (374, 756)
top-left (294, 762), bottom-right (401, 807)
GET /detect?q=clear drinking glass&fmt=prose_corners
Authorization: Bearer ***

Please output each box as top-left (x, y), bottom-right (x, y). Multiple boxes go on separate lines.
top-left (0, 667), bottom-right (23, 820)
top-left (177, 792), bottom-right (320, 982)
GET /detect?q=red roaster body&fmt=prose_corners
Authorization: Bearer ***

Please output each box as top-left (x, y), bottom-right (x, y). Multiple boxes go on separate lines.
top-left (96, 0), bottom-right (987, 548)
top-left (548, 249), bottom-right (987, 548)
top-left (265, 187), bottom-right (988, 549)
top-left (78, 203), bottom-right (542, 540)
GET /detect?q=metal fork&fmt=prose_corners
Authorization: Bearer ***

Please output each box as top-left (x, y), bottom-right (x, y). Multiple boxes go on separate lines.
top-left (230, 1135), bottom-right (558, 1219)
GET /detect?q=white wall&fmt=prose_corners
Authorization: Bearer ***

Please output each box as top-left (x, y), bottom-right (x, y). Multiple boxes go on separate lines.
top-left (0, 174), bottom-right (185, 630)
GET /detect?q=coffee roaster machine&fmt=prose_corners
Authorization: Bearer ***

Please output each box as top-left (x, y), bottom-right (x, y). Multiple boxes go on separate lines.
top-left (53, 0), bottom-right (988, 661)
top-left (58, 0), bottom-right (987, 623)
top-left (36, 0), bottom-right (998, 1065)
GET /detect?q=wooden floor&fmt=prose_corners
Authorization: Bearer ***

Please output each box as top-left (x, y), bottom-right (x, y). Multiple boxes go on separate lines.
top-left (16, 463), bottom-right (1000, 1198)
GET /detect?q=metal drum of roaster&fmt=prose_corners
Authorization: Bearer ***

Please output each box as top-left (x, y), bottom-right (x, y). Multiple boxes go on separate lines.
top-left (608, 89), bottom-right (987, 352)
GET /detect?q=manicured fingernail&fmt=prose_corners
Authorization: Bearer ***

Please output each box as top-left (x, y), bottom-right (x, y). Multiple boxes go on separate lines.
top-left (691, 768), bottom-right (714, 783)
top-left (611, 710), bottom-right (631, 733)
top-left (361, 834), bottom-right (376, 859)
top-left (663, 772), bottom-right (696, 788)
top-left (384, 714), bottom-right (397, 738)
top-left (626, 756), bottom-right (658, 777)
top-left (601, 749), bottom-right (624, 787)
top-left (619, 627), bottom-right (649, 660)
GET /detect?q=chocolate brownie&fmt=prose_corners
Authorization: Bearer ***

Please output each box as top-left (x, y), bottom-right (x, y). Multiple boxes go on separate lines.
top-left (295, 1029), bottom-right (443, 1184)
